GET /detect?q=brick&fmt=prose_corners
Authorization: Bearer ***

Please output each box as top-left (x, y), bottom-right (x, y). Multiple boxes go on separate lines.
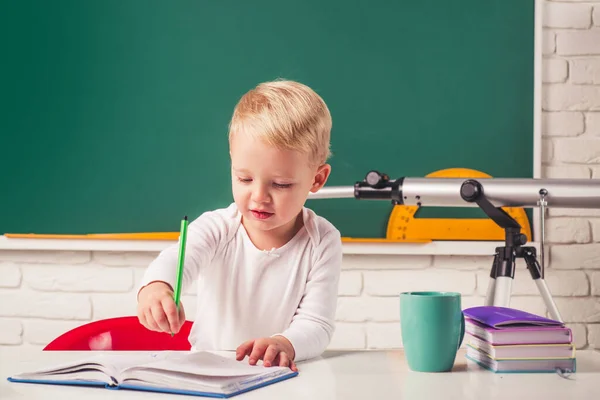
top-left (0, 291), bottom-right (91, 320)
top-left (543, 165), bottom-right (590, 179)
top-left (557, 31), bottom-right (600, 55)
top-left (544, 2), bottom-right (592, 29)
top-left (566, 323), bottom-right (587, 349)
top-left (551, 243), bottom-right (600, 269)
top-left (543, 112), bottom-right (584, 137)
top-left (544, 85), bottom-right (600, 111)
top-left (0, 262), bottom-right (21, 287)
top-left (367, 323), bottom-right (402, 349)
top-left (592, 220), bottom-right (600, 242)
top-left (554, 138), bottom-right (600, 162)
top-left (592, 166), bottom-right (600, 178)
top-left (546, 219), bottom-right (591, 243)
top-left (336, 297), bottom-right (399, 322)
top-left (432, 256), bottom-right (492, 270)
top-left (543, 31), bottom-right (556, 56)
top-left (342, 254), bottom-right (431, 270)
top-left (543, 139), bottom-right (554, 163)
top-left (549, 208), bottom-right (600, 217)
top-left (592, 272), bottom-right (600, 295)
top-left (588, 113), bottom-right (600, 136)
top-left (571, 59), bottom-right (600, 84)
top-left (364, 270), bottom-right (476, 296)
top-left (338, 271), bottom-right (363, 296)
top-left (543, 58), bottom-right (568, 83)
top-left (0, 319), bottom-right (22, 345)
top-left (508, 297), bottom-right (548, 317)
top-left (0, 251), bottom-right (90, 264)
top-left (480, 270), bottom-right (588, 297)
top-left (92, 251), bottom-right (158, 267)
top-left (590, 324), bottom-right (600, 349)
top-left (461, 296), bottom-right (485, 310)
top-left (22, 265), bottom-right (133, 292)
top-left (595, 6), bottom-right (600, 26)
top-left (554, 298), bottom-right (600, 322)
top-left (91, 293), bottom-right (139, 320)
top-left (23, 320), bottom-right (82, 346)
top-left (91, 293), bottom-right (196, 321)
top-left (328, 323), bottom-right (365, 349)
top-left (134, 267), bottom-right (149, 289)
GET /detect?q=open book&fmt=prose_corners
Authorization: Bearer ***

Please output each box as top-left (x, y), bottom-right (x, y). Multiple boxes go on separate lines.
top-left (7, 351), bottom-right (298, 398)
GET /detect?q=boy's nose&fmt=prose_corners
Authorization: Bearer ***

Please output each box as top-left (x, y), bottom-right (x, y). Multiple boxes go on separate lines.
top-left (251, 185), bottom-right (271, 203)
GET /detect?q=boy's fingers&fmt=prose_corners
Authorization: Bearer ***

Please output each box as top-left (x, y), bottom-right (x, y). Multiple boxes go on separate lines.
top-left (236, 340), bottom-right (255, 361)
top-left (144, 310), bottom-right (159, 331)
top-left (278, 352), bottom-right (290, 368)
top-left (137, 309), bottom-right (148, 328)
top-left (290, 360), bottom-right (298, 372)
top-left (150, 304), bottom-right (171, 332)
top-left (162, 298), bottom-right (180, 333)
top-left (178, 302), bottom-right (186, 330)
top-left (249, 340), bottom-right (269, 365)
top-left (263, 345), bottom-right (279, 367)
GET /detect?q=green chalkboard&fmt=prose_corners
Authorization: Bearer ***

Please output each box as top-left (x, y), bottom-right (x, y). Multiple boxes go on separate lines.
top-left (0, 0), bottom-right (535, 237)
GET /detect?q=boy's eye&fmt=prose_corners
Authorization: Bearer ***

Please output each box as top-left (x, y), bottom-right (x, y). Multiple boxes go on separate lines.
top-left (238, 177), bottom-right (252, 183)
top-left (273, 183), bottom-right (293, 189)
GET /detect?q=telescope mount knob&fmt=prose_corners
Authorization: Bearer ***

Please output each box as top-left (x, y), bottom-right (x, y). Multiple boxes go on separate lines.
top-left (460, 179), bottom-right (481, 202)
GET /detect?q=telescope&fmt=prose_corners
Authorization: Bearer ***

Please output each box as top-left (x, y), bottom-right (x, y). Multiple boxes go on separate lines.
top-left (311, 171), bottom-right (600, 322)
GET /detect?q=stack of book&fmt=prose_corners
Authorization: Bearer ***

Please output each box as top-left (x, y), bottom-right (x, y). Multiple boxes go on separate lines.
top-left (463, 306), bottom-right (576, 373)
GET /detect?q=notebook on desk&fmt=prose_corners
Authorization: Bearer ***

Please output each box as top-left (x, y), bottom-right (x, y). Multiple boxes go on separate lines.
top-left (7, 351), bottom-right (298, 398)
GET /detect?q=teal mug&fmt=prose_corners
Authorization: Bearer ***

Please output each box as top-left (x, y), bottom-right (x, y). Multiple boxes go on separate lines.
top-left (400, 291), bottom-right (465, 372)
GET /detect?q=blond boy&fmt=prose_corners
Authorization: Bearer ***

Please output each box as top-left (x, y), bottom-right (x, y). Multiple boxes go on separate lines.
top-left (137, 80), bottom-right (342, 371)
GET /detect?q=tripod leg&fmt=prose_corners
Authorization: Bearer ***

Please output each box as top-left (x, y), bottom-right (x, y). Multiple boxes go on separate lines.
top-left (535, 279), bottom-right (562, 322)
top-left (488, 248), bottom-right (515, 308)
top-left (484, 278), bottom-right (495, 306)
top-left (484, 252), bottom-right (501, 306)
top-left (493, 277), bottom-right (513, 308)
top-left (523, 249), bottom-right (563, 322)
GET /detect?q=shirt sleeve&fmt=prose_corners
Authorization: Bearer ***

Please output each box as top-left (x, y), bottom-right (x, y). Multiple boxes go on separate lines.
top-left (277, 228), bottom-right (342, 362)
top-left (137, 210), bottom-right (227, 295)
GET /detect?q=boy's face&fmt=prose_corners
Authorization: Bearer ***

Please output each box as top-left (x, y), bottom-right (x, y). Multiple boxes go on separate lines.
top-left (230, 133), bottom-right (330, 241)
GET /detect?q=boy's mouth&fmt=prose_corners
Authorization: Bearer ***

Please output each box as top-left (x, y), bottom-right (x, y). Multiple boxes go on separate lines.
top-left (250, 210), bottom-right (274, 220)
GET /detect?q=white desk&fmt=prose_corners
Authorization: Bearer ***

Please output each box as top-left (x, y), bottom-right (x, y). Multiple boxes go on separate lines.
top-left (1, 347), bottom-right (600, 399)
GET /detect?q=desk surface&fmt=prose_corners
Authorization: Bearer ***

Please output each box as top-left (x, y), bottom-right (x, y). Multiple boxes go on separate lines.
top-left (1, 347), bottom-right (600, 400)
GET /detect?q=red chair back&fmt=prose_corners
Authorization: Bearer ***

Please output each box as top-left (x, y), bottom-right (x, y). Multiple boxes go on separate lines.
top-left (44, 316), bottom-right (193, 351)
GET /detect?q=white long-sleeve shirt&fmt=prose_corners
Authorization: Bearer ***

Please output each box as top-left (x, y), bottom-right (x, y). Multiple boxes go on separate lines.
top-left (139, 203), bottom-right (342, 361)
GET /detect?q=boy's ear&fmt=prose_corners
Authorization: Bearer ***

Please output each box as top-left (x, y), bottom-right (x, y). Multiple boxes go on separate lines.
top-left (310, 164), bottom-right (332, 193)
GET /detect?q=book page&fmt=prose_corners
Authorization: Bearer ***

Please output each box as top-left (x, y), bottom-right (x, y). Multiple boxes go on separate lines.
top-left (122, 351), bottom-right (289, 378)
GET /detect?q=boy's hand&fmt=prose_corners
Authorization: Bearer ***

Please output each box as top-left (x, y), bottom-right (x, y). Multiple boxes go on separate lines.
top-left (236, 336), bottom-right (298, 372)
top-left (137, 281), bottom-right (186, 334)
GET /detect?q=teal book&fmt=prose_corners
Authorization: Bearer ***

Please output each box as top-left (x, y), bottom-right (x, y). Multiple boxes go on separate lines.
top-left (7, 351), bottom-right (297, 398)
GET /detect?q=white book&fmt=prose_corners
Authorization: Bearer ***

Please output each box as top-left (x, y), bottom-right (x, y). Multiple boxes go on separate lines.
top-left (8, 351), bottom-right (297, 398)
top-left (466, 334), bottom-right (575, 360)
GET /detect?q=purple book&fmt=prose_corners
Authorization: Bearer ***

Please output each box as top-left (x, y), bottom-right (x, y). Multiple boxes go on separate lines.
top-left (463, 306), bottom-right (563, 328)
top-left (463, 306), bottom-right (571, 345)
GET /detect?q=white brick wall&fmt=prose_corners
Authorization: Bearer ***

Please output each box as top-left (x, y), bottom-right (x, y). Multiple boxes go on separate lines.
top-left (1, 1), bottom-right (599, 354)
top-left (542, 0), bottom-right (600, 350)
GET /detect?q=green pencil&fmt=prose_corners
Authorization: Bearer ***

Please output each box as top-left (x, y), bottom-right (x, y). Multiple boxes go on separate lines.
top-left (172, 215), bottom-right (188, 337)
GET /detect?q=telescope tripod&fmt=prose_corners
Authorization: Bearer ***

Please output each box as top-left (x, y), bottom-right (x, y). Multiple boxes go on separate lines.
top-left (460, 180), bottom-right (563, 322)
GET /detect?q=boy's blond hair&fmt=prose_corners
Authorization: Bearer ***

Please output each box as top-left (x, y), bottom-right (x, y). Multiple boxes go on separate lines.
top-left (229, 80), bottom-right (332, 166)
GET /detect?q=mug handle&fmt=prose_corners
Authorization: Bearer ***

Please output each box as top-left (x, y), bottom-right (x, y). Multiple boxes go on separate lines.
top-left (457, 312), bottom-right (465, 350)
